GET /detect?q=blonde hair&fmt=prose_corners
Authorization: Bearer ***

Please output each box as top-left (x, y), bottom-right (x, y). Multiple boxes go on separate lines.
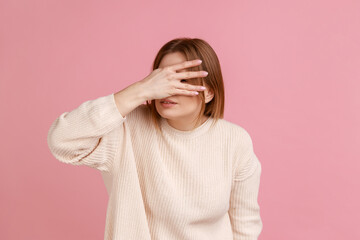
top-left (145, 37), bottom-right (225, 134)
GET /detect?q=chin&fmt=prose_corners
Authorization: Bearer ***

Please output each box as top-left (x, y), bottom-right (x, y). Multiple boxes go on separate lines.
top-left (155, 107), bottom-right (179, 119)
top-left (156, 110), bottom-right (177, 119)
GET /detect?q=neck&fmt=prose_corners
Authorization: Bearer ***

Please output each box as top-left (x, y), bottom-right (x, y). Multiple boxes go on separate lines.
top-left (166, 115), bottom-right (209, 131)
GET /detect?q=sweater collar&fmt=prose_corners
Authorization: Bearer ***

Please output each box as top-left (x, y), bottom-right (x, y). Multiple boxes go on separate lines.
top-left (160, 116), bottom-right (214, 139)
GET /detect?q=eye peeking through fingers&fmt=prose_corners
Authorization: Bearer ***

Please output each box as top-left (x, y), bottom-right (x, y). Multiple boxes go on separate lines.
top-left (180, 79), bottom-right (187, 83)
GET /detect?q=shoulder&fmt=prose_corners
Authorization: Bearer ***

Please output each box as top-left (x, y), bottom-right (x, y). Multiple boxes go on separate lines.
top-left (123, 103), bottom-right (153, 131)
top-left (126, 103), bottom-right (150, 120)
top-left (214, 118), bottom-right (253, 146)
top-left (215, 119), bottom-right (259, 178)
top-left (213, 118), bottom-right (254, 160)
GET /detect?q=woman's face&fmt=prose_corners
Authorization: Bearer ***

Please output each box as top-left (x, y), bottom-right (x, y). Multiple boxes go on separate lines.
top-left (154, 52), bottom-right (211, 130)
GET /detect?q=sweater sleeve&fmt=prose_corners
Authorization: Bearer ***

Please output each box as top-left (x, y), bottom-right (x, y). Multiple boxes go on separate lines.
top-left (47, 93), bottom-right (127, 173)
top-left (228, 131), bottom-right (263, 240)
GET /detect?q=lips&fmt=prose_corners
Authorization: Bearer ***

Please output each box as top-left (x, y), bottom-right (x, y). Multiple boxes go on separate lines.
top-left (160, 98), bottom-right (177, 104)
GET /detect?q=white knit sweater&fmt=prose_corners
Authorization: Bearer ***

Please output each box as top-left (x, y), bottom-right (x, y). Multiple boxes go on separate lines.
top-left (47, 93), bottom-right (263, 240)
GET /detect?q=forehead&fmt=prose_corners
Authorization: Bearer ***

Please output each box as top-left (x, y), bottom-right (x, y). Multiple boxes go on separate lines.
top-left (159, 52), bottom-right (187, 68)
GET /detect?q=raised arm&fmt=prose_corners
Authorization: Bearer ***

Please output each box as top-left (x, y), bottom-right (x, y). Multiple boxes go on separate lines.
top-left (47, 58), bottom-right (209, 173)
top-left (47, 81), bottom-right (147, 173)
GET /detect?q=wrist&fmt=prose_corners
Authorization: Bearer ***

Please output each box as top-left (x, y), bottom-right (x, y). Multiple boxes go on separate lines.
top-left (134, 80), bottom-right (150, 103)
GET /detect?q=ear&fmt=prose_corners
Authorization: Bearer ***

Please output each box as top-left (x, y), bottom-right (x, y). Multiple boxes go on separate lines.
top-left (204, 87), bottom-right (214, 104)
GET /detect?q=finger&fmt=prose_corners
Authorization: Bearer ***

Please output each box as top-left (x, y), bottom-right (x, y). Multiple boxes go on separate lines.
top-left (173, 81), bottom-right (206, 92)
top-left (168, 59), bottom-right (203, 72)
top-left (173, 88), bottom-right (200, 96)
top-left (174, 70), bottom-right (208, 80)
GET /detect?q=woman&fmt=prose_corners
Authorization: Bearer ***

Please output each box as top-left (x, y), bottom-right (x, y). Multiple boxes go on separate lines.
top-left (47, 37), bottom-right (263, 240)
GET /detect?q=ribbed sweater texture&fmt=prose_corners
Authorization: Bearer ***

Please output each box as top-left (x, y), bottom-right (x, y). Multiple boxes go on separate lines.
top-left (47, 93), bottom-right (263, 240)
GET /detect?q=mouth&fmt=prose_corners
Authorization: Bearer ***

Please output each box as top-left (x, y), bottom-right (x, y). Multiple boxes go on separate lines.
top-left (160, 98), bottom-right (177, 104)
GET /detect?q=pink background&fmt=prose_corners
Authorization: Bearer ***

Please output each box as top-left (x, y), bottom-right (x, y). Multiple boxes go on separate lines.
top-left (1, 0), bottom-right (359, 239)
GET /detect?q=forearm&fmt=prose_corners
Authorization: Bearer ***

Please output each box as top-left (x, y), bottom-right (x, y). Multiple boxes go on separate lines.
top-left (229, 153), bottom-right (263, 239)
top-left (114, 81), bottom-right (148, 117)
top-left (47, 93), bottom-right (126, 172)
